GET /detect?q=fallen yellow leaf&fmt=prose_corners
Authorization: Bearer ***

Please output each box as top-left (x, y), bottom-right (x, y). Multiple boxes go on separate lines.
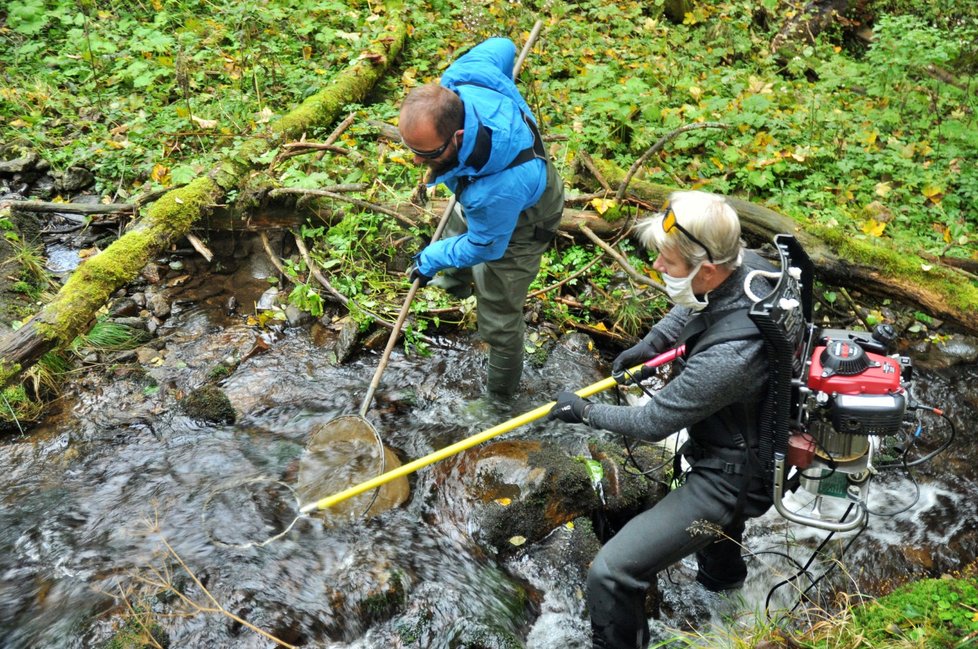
top-left (590, 198), bottom-right (615, 215)
top-left (861, 219), bottom-right (886, 237)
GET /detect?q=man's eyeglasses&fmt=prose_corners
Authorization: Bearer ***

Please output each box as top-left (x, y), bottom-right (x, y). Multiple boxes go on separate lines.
top-left (403, 132), bottom-right (455, 159)
top-left (661, 206), bottom-right (715, 263)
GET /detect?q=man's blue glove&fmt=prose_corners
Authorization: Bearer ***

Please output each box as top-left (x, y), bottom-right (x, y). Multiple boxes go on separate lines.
top-left (611, 337), bottom-right (657, 384)
top-left (408, 266), bottom-right (432, 287)
top-left (549, 390), bottom-right (593, 424)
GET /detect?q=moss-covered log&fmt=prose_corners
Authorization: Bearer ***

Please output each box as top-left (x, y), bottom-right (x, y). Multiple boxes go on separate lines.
top-left (0, 7), bottom-right (408, 389)
top-left (592, 158), bottom-right (978, 335)
top-left (197, 195), bottom-right (620, 238)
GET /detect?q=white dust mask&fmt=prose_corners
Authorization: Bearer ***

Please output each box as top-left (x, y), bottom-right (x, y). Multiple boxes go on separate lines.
top-left (663, 263), bottom-right (709, 311)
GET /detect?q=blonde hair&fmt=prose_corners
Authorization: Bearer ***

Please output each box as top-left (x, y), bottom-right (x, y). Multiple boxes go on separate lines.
top-left (634, 190), bottom-right (743, 269)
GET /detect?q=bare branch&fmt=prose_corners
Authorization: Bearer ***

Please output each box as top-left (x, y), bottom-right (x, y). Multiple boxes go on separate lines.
top-left (615, 122), bottom-right (728, 203)
top-left (268, 187), bottom-right (417, 229)
top-left (580, 225), bottom-right (664, 292)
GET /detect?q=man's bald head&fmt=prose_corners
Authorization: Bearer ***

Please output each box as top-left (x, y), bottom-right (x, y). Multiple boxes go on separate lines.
top-left (399, 84), bottom-right (464, 140)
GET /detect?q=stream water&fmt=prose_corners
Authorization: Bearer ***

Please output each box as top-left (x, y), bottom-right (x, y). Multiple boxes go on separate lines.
top-left (0, 253), bottom-right (975, 648)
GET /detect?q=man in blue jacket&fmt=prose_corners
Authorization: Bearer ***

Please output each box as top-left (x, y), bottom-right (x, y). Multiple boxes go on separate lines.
top-left (398, 37), bottom-right (565, 398)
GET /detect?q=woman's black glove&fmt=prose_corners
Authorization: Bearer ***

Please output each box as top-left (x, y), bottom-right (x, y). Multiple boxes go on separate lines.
top-left (549, 390), bottom-right (593, 424)
top-left (611, 338), bottom-right (657, 383)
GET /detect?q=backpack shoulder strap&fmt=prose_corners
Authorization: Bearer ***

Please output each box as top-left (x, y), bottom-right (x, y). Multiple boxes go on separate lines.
top-left (679, 308), bottom-right (760, 357)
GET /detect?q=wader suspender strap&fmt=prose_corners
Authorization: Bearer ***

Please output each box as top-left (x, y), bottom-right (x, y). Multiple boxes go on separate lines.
top-left (452, 82), bottom-right (547, 198)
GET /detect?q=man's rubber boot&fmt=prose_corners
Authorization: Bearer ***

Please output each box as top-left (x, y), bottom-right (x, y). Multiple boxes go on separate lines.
top-left (486, 349), bottom-right (523, 398)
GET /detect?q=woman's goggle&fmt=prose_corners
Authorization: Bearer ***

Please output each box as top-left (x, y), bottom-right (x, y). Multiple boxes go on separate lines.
top-left (403, 132), bottom-right (455, 159)
top-left (662, 206), bottom-right (715, 263)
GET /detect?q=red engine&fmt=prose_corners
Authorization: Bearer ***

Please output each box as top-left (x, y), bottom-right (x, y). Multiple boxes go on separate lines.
top-left (803, 337), bottom-right (908, 441)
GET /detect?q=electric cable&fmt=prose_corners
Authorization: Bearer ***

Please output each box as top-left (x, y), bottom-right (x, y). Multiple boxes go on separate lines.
top-left (765, 502), bottom-right (854, 616)
top-left (789, 509), bottom-right (869, 614)
top-left (744, 548), bottom-right (810, 580)
top-left (863, 459), bottom-right (921, 517)
top-left (788, 503), bottom-right (869, 614)
top-left (877, 407), bottom-right (954, 470)
top-left (612, 371), bottom-right (678, 485)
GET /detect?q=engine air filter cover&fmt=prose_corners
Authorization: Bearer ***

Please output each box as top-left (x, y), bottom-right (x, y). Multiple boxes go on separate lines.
top-left (819, 339), bottom-right (871, 376)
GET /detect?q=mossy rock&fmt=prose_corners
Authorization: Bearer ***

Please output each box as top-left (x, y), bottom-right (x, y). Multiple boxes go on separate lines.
top-left (180, 385), bottom-right (236, 424)
top-left (852, 576), bottom-right (978, 646)
top-left (471, 440), bottom-right (601, 557)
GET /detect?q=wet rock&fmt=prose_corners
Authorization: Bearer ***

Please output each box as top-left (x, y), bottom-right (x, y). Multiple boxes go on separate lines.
top-left (53, 166), bottom-right (95, 193)
top-left (325, 562), bottom-right (407, 639)
top-left (29, 174), bottom-right (55, 199)
top-left (285, 304), bottom-right (313, 327)
top-left (911, 334), bottom-right (978, 370)
top-left (256, 287), bottom-right (280, 310)
top-left (0, 150), bottom-right (40, 174)
top-left (180, 385), bottom-right (236, 424)
top-left (144, 289), bottom-right (171, 318)
top-left (141, 263), bottom-right (164, 284)
top-left (445, 435), bottom-right (666, 560)
top-left (136, 346), bottom-right (162, 364)
top-left (109, 316), bottom-right (149, 331)
top-left (108, 298), bottom-right (141, 319)
top-left (463, 440), bottom-right (601, 557)
top-left (362, 327), bottom-right (390, 350)
top-left (314, 316), bottom-right (360, 364)
top-left (587, 440), bottom-right (669, 533)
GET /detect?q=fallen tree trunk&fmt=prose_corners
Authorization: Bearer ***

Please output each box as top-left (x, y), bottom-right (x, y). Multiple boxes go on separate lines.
top-left (591, 159), bottom-right (978, 335)
top-left (770, 0), bottom-right (853, 57)
top-left (0, 8), bottom-right (408, 388)
top-left (197, 195), bottom-right (624, 237)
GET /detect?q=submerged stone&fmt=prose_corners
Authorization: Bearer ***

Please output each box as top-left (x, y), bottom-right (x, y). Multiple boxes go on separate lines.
top-left (180, 385), bottom-right (236, 424)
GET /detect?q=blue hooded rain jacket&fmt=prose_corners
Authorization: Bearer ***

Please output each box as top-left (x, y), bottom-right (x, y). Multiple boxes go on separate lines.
top-left (415, 38), bottom-right (549, 277)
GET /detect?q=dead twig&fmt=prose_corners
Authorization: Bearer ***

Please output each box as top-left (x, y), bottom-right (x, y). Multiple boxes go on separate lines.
top-left (259, 232), bottom-right (290, 279)
top-left (580, 224), bottom-right (664, 292)
top-left (309, 111), bottom-right (359, 170)
top-left (615, 122), bottom-right (728, 204)
top-left (292, 234), bottom-right (351, 306)
top-left (268, 188), bottom-right (418, 229)
top-left (10, 200), bottom-right (134, 217)
top-left (577, 150), bottom-right (612, 192)
top-left (185, 233), bottom-right (213, 263)
top-left (157, 536), bottom-right (298, 649)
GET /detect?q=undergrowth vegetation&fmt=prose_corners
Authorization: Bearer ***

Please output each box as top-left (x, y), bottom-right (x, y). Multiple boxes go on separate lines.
top-left (2, 0), bottom-right (976, 346)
